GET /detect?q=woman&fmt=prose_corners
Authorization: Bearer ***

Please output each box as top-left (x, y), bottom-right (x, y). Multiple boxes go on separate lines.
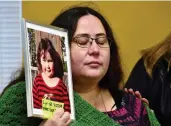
top-left (0, 5), bottom-right (159, 126)
top-left (125, 32), bottom-right (171, 125)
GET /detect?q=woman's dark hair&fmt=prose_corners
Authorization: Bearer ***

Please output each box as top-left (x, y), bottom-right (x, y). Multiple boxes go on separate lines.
top-left (51, 6), bottom-right (124, 105)
top-left (37, 38), bottom-right (64, 79)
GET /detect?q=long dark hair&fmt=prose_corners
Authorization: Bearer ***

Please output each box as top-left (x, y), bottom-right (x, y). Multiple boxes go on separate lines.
top-left (37, 38), bottom-right (64, 79)
top-left (51, 6), bottom-right (124, 105)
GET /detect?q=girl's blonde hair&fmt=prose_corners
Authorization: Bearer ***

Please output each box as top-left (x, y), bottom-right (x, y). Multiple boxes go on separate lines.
top-left (142, 32), bottom-right (171, 77)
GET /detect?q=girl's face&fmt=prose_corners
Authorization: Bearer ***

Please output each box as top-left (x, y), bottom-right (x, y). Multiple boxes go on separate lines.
top-left (71, 14), bottom-right (110, 81)
top-left (40, 51), bottom-right (54, 78)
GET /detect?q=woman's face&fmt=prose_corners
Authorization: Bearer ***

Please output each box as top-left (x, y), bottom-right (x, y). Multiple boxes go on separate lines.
top-left (71, 14), bottom-right (110, 81)
top-left (40, 51), bottom-right (54, 78)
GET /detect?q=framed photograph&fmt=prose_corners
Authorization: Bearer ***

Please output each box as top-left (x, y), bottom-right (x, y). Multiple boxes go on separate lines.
top-left (22, 18), bottom-right (75, 120)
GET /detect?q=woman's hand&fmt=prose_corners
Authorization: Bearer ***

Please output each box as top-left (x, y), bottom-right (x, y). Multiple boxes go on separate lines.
top-left (124, 88), bottom-right (149, 105)
top-left (40, 109), bottom-right (72, 126)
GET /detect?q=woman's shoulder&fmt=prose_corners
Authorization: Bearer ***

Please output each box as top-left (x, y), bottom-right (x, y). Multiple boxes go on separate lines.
top-left (0, 81), bottom-right (26, 105)
top-left (126, 57), bottom-right (148, 82)
top-left (132, 57), bottom-right (148, 76)
top-left (125, 57), bottom-right (151, 94)
top-left (1, 81), bottom-right (26, 97)
top-left (0, 81), bottom-right (28, 125)
top-left (155, 56), bottom-right (169, 70)
top-left (134, 57), bottom-right (145, 68)
top-left (0, 81), bottom-right (43, 125)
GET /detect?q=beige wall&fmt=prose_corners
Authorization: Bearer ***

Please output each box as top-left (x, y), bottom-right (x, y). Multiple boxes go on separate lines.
top-left (23, 1), bottom-right (171, 84)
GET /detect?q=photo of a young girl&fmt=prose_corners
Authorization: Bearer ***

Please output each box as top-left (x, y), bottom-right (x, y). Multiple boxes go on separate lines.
top-left (32, 38), bottom-right (70, 113)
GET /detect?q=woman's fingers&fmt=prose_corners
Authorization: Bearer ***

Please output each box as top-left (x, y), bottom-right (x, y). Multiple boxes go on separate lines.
top-left (54, 109), bottom-right (71, 126)
top-left (124, 88), bottom-right (134, 95)
top-left (60, 112), bottom-right (71, 124)
top-left (124, 88), bottom-right (149, 106)
top-left (40, 108), bottom-right (71, 126)
top-left (53, 108), bottom-right (65, 118)
top-left (134, 91), bottom-right (149, 105)
top-left (124, 88), bottom-right (128, 93)
top-left (127, 88), bottom-right (134, 95)
top-left (134, 91), bottom-right (142, 99)
top-left (142, 98), bottom-right (149, 105)
top-left (65, 118), bottom-right (73, 126)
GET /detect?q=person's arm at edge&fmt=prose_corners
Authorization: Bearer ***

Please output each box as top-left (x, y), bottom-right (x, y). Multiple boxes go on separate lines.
top-left (124, 57), bottom-right (152, 98)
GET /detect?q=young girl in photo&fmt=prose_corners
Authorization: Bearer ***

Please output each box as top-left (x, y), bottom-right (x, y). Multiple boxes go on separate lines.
top-left (32, 38), bottom-right (70, 113)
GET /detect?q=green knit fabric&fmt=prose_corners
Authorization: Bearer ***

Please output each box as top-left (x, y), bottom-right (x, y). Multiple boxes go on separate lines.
top-left (70, 93), bottom-right (161, 126)
top-left (0, 81), bottom-right (41, 126)
top-left (0, 82), bottom-right (160, 126)
top-left (144, 103), bottom-right (161, 126)
top-left (0, 81), bottom-right (29, 125)
top-left (70, 92), bottom-right (120, 126)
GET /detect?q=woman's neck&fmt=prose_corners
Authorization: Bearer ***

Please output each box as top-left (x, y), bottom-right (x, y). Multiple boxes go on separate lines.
top-left (73, 78), bottom-right (116, 112)
top-left (73, 78), bottom-right (100, 102)
top-left (76, 86), bottom-right (100, 100)
top-left (73, 77), bottom-right (100, 92)
top-left (75, 85), bottom-right (116, 112)
top-left (76, 85), bottom-right (102, 109)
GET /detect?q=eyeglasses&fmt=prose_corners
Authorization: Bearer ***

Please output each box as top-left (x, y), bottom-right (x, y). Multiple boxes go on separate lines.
top-left (72, 36), bottom-right (111, 48)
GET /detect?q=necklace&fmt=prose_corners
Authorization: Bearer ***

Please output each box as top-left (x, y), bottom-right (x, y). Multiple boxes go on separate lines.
top-left (100, 91), bottom-right (116, 112)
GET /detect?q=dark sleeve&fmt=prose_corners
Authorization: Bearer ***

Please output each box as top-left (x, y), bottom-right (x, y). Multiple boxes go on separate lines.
top-left (125, 58), bottom-right (152, 98)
